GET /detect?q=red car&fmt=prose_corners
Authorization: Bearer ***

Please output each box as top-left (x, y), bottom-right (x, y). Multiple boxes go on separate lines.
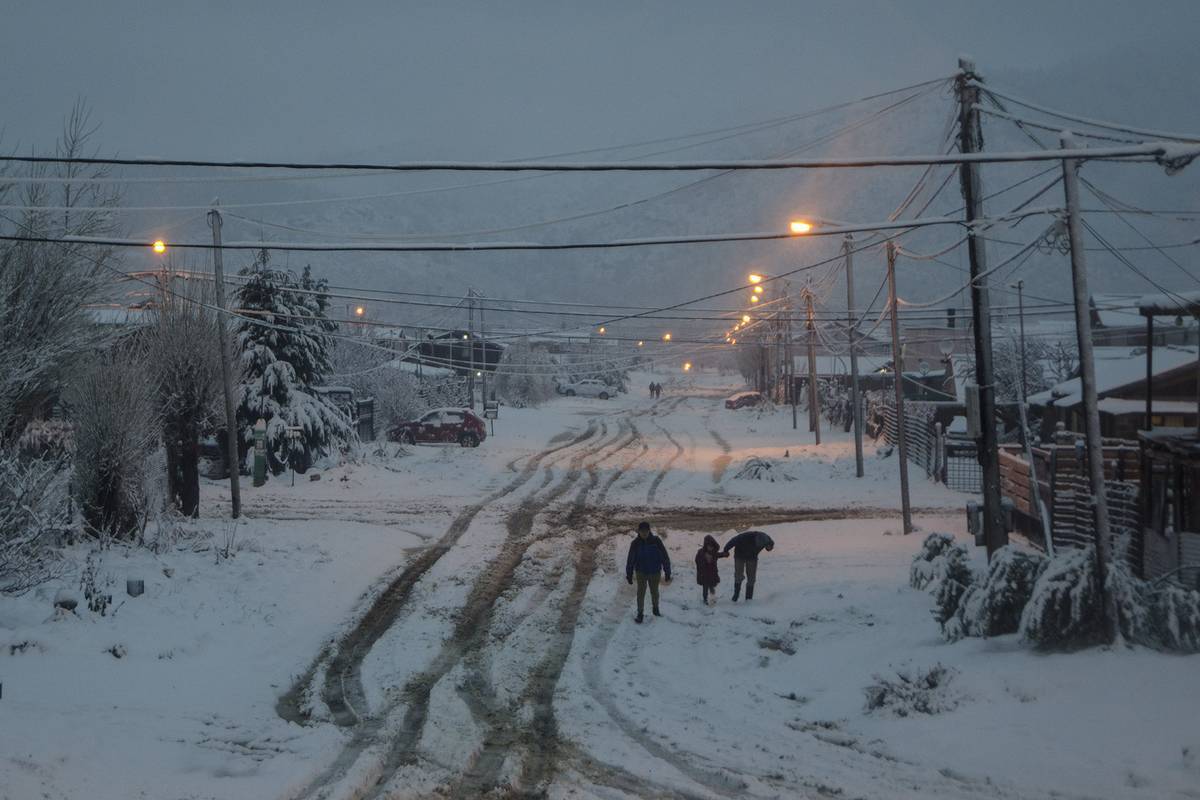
top-left (388, 408), bottom-right (487, 447)
top-left (724, 391), bottom-right (765, 410)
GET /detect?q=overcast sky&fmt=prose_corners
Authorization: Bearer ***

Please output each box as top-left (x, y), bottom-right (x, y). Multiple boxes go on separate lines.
top-left (3, 1), bottom-right (1198, 161)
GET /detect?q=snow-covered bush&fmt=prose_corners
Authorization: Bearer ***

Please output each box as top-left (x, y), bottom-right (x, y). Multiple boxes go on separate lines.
top-left (945, 546), bottom-right (1046, 640)
top-left (732, 456), bottom-right (795, 482)
top-left (1110, 564), bottom-right (1200, 653)
top-left (864, 664), bottom-right (960, 717)
top-left (67, 350), bottom-right (159, 538)
top-left (328, 339), bottom-right (425, 428)
top-left (0, 451), bottom-right (70, 594)
top-left (932, 544), bottom-right (975, 626)
top-left (910, 532), bottom-right (956, 590)
top-left (493, 338), bottom-right (556, 408)
top-left (1019, 546), bottom-right (1106, 649)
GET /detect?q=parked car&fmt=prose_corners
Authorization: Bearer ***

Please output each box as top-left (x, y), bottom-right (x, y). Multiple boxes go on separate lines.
top-left (388, 408), bottom-right (487, 447)
top-left (558, 379), bottom-right (615, 399)
top-left (724, 391), bottom-right (765, 410)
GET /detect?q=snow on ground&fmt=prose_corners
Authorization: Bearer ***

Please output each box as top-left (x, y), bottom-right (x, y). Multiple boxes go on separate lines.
top-left (558, 516), bottom-right (1200, 800)
top-left (0, 518), bottom-right (424, 800)
top-left (2, 369), bottom-right (1196, 799)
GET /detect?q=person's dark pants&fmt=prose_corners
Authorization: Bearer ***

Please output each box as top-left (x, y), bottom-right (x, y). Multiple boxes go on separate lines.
top-left (702, 585), bottom-right (711, 603)
top-left (733, 557), bottom-right (758, 599)
top-left (635, 572), bottom-right (660, 616)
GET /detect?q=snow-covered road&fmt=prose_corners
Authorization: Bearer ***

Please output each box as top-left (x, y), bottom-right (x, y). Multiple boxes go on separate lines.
top-left (3, 373), bottom-right (1195, 799)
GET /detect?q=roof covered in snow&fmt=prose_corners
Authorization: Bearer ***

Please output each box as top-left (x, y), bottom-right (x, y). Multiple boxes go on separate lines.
top-left (1029, 346), bottom-right (1198, 407)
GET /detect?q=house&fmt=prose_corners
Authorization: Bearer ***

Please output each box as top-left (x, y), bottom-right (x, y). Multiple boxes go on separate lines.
top-left (1029, 346), bottom-right (1199, 439)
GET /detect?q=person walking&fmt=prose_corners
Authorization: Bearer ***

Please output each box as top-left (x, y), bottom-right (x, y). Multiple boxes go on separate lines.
top-left (648, 381), bottom-right (656, 398)
top-left (722, 530), bottom-right (774, 601)
top-left (626, 521), bottom-right (672, 623)
top-left (694, 534), bottom-right (728, 606)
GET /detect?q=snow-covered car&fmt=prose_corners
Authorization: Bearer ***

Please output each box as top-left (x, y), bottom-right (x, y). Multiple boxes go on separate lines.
top-left (725, 391), bottom-right (765, 410)
top-left (387, 408), bottom-right (487, 447)
top-left (558, 379), bottom-right (614, 399)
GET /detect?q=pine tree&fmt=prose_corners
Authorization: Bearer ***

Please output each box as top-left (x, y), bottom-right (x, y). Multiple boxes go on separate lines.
top-left (234, 254), bottom-right (353, 475)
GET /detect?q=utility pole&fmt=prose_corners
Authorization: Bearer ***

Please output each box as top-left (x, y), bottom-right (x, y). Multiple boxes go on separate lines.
top-left (1061, 133), bottom-right (1117, 642)
top-left (208, 204), bottom-right (241, 518)
top-left (887, 242), bottom-right (913, 534)
top-left (845, 234), bottom-right (865, 477)
top-left (804, 287), bottom-right (821, 443)
top-left (466, 292), bottom-right (476, 409)
top-left (478, 290), bottom-right (488, 404)
top-left (956, 57), bottom-right (1006, 557)
top-left (788, 288), bottom-right (797, 430)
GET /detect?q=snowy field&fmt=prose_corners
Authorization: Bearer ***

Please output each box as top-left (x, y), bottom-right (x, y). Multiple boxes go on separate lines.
top-left (2, 371), bottom-right (1197, 799)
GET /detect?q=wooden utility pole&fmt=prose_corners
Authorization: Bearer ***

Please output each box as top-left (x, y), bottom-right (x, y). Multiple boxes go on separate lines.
top-left (466, 292), bottom-right (476, 409)
top-left (477, 289), bottom-right (488, 405)
top-left (956, 57), bottom-right (1006, 557)
top-left (845, 234), bottom-right (865, 477)
top-left (208, 204), bottom-right (241, 518)
top-left (804, 287), bottom-right (821, 443)
top-left (887, 242), bottom-right (913, 534)
top-left (1061, 133), bottom-right (1118, 642)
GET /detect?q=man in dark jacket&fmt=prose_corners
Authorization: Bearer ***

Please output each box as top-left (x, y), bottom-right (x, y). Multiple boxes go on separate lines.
top-left (722, 530), bottom-right (774, 601)
top-left (626, 521), bottom-right (672, 623)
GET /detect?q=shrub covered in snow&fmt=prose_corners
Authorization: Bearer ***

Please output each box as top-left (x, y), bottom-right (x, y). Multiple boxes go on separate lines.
top-left (932, 544), bottom-right (975, 627)
top-left (864, 664), bottom-right (961, 717)
top-left (945, 546), bottom-right (1046, 640)
top-left (910, 532), bottom-right (956, 590)
top-left (0, 451), bottom-right (70, 594)
top-left (732, 456), bottom-right (795, 482)
top-left (1019, 546), bottom-right (1107, 650)
top-left (1110, 564), bottom-right (1200, 653)
top-left (67, 350), bottom-right (159, 538)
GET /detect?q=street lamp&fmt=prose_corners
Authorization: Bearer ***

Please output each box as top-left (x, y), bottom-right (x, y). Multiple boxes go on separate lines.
top-left (748, 274), bottom-right (764, 284)
top-left (789, 220), bottom-right (813, 235)
top-left (662, 332), bottom-right (672, 341)
top-left (637, 340), bottom-right (644, 347)
top-left (598, 326), bottom-right (606, 334)
top-left (152, 240), bottom-right (167, 254)
top-left (355, 306), bottom-right (365, 317)
top-left (742, 314), bottom-right (751, 323)
top-left (750, 295), bottom-right (760, 304)
top-left (683, 362), bottom-right (692, 371)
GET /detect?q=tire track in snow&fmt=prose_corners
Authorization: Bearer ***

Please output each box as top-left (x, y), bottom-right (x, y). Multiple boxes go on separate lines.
top-left (279, 419), bottom-right (608, 800)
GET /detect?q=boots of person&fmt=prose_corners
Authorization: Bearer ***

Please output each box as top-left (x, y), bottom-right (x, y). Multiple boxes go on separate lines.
top-left (746, 584), bottom-right (754, 601)
top-left (635, 613), bottom-right (644, 624)
top-left (652, 606), bottom-right (661, 617)
top-left (732, 582), bottom-right (741, 602)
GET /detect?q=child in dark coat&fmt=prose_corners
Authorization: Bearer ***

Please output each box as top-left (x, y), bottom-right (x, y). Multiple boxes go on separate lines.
top-left (694, 534), bottom-right (728, 606)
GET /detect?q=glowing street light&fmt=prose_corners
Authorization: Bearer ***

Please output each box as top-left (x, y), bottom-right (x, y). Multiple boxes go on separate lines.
top-left (462, 334), bottom-right (469, 340)
top-left (152, 240), bottom-right (167, 254)
top-left (753, 285), bottom-right (764, 294)
top-left (750, 295), bottom-right (760, 304)
top-left (354, 306), bottom-right (365, 317)
top-left (683, 362), bottom-right (692, 371)
top-left (637, 340), bottom-right (644, 347)
top-left (789, 219), bottom-right (813, 235)
top-left (748, 274), bottom-right (764, 284)
top-left (662, 332), bottom-right (672, 341)
top-left (598, 326), bottom-right (606, 334)
top-left (742, 314), bottom-right (751, 323)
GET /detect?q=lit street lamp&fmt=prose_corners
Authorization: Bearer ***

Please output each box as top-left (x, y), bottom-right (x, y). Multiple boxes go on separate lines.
top-left (789, 220), bottom-right (813, 235)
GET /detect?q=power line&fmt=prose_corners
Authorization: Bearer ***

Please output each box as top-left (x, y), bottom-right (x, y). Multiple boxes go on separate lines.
top-left (0, 142), bottom-right (1184, 173)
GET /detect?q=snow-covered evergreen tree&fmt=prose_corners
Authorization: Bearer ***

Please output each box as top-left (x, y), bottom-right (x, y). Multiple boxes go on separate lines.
top-left (234, 255), bottom-right (352, 475)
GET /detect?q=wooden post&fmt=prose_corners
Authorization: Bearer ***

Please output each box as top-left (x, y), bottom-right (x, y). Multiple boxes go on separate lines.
top-left (1061, 132), bottom-right (1118, 643)
top-left (805, 288), bottom-right (821, 444)
top-left (845, 234), bottom-right (865, 477)
top-left (887, 242), bottom-right (913, 534)
top-left (208, 205), bottom-right (241, 519)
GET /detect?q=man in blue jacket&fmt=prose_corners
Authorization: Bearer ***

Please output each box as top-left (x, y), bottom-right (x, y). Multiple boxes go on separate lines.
top-left (722, 530), bottom-right (774, 601)
top-left (626, 521), bottom-right (672, 623)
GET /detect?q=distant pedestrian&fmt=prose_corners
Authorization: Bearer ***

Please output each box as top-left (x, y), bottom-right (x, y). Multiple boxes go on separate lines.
top-left (694, 534), bottom-right (728, 605)
top-left (649, 381), bottom-right (656, 398)
top-left (626, 521), bottom-right (672, 623)
top-left (722, 530), bottom-right (774, 601)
